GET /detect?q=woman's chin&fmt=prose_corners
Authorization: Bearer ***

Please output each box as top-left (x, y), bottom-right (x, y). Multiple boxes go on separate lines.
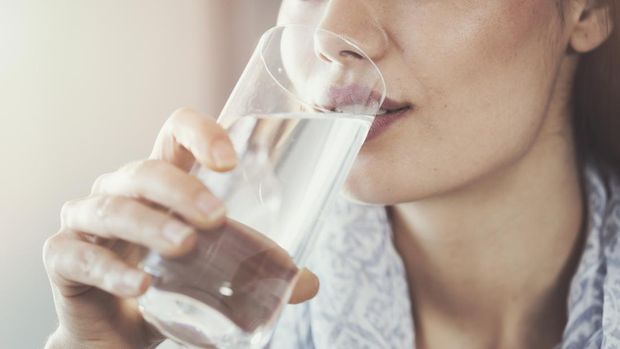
top-left (339, 185), bottom-right (375, 205)
top-left (341, 149), bottom-right (409, 205)
top-left (342, 162), bottom-right (431, 205)
top-left (341, 176), bottom-right (392, 205)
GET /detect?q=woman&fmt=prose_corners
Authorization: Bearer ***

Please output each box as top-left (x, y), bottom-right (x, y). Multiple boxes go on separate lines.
top-left (43, 0), bottom-right (619, 348)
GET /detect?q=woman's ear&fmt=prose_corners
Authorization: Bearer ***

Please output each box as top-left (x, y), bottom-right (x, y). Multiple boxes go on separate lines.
top-left (568, 0), bottom-right (614, 53)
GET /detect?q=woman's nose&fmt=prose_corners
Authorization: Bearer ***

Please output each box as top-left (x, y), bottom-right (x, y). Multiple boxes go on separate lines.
top-left (314, 0), bottom-right (388, 64)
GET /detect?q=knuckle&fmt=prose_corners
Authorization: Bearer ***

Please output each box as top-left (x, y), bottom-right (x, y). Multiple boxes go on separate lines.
top-left (120, 159), bottom-right (146, 179)
top-left (168, 107), bottom-right (196, 128)
top-left (60, 199), bottom-right (80, 228)
top-left (42, 233), bottom-right (62, 271)
top-left (122, 159), bottom-right (163, 181)
top-left (42, 231), bottom-right (78, 277)
top-left (170, 106), bottom-right (195, 119)
top-left (170, 107), bottom-right (220, 138)
top-left (90, 172), bottom-right (111, 194)
top-left (94, 195), bottom-right (123, 221)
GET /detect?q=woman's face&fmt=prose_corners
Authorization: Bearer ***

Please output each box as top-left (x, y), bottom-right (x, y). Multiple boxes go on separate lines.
top-left (278, 0), bottom-right (569, 204)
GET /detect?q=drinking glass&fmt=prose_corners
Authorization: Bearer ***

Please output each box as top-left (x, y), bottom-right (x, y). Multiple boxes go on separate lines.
top-left (138, 24), bottom-right (386, 349)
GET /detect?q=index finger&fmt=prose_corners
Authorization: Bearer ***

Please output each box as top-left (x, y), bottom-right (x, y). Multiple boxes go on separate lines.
top-left (149, 107), bottom-right (238, 173)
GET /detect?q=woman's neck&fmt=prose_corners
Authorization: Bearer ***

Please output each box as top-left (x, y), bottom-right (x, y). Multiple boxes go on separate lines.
top-left (390, 102), bottom-right (586, 348)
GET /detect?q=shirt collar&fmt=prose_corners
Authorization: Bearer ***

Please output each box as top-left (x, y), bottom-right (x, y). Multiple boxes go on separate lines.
top-left (271, 160), bottom-right (620, 348)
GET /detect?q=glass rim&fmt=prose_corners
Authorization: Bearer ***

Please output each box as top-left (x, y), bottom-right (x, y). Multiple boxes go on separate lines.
top-left (258, 24), bottom-right (387, 116)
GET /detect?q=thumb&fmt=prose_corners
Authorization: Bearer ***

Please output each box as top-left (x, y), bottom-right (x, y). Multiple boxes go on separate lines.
top-left (288, 267), bottom-right (320, 304)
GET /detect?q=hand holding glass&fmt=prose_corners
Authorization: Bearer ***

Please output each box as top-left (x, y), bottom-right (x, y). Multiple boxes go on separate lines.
top-left (138, 25), bottom-right (386, 349)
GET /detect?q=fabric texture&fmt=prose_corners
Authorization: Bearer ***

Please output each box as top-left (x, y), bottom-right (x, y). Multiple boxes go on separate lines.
top-left (268, 160), bottom-right (620, 348)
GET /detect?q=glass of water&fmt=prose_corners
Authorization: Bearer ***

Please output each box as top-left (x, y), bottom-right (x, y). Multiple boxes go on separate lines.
top-left (138, 24), bottom-right (386, 349)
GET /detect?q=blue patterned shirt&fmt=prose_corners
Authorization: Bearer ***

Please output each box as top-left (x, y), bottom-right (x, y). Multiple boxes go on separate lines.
top-left (268, 160), bottom-right (620, 348)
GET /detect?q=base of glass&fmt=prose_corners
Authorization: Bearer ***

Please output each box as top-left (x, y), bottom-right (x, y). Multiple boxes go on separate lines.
top-left (139, 287), bottom-right (270, 349)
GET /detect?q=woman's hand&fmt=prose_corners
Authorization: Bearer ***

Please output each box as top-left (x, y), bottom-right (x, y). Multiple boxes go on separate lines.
top-left (42, 108), bottom-right (320, 349)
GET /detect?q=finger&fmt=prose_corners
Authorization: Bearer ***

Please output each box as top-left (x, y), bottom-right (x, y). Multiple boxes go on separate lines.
top-left (43, 231), bottom-right (151, 298)
top-left (288, 268), bottom-right (320, 304)
top-left (150, 107), bottom-right (237, 172)
top-left (61, 195), bottom-right (197, 258)
top-left (91, 160), bottom-right (225, 229)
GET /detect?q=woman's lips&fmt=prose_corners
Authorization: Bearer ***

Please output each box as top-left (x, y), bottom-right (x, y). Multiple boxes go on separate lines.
top-left (365, 103), bottom-right (412, 143)
top-left (315, 85), bottom-right (412, 142)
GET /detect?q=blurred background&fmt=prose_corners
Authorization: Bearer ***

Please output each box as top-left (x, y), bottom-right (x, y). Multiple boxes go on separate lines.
top-left (0, 1), bottom-right (281, 347)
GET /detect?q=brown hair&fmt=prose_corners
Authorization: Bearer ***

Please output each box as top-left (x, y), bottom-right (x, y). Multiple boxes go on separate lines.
top-left (572, 0), bottom-right (620, 173)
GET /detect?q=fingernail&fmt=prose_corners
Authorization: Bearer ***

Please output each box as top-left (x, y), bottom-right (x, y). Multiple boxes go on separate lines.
top-left (196, 191), bottom-right (226, 221)
top-left (162, 220), bottom-right (194, 246)
top-left (210, 138), bottom-right (237, 169)
top-left (122, 270), bottom-right (146, 292)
